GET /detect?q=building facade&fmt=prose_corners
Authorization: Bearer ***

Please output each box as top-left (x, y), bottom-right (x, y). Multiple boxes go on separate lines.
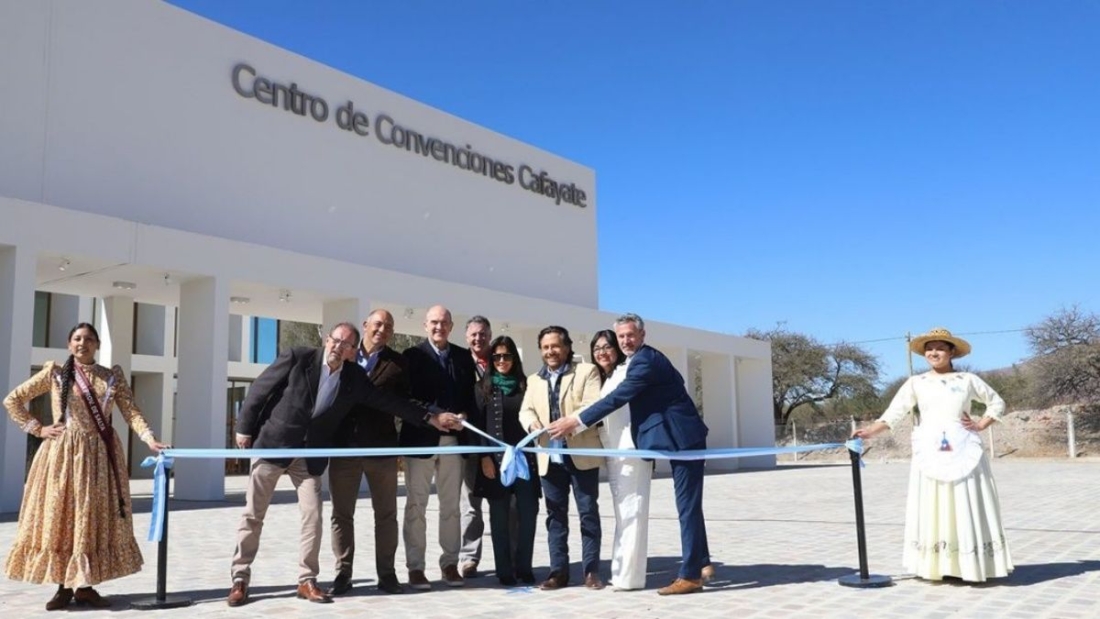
top-left (0, 0), bottom-right (774, 511)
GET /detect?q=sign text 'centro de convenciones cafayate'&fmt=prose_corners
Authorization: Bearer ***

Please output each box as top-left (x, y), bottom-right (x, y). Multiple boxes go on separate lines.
top-left (231, 63), bottom-right (588, 208)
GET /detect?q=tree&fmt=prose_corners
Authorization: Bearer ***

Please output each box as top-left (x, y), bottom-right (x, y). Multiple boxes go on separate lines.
top-left (1025, 305), bottom-right (1100, 408)
top-left (746, 326), bottom-right (881, 425)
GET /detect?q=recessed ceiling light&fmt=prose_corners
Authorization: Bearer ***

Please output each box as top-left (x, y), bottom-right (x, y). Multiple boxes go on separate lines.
top-left (112, 281), bottom-right (137, 290)
top-left (230, 296), bottom-right (251, 304)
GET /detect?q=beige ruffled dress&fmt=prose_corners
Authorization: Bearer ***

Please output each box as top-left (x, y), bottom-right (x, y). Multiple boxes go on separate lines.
top-left (3, 360), bottom-right (152, 588)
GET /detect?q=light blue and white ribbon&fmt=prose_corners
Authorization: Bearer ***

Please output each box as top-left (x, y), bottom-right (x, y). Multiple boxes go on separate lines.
top-left (140, 423), bottom-right (865, 541)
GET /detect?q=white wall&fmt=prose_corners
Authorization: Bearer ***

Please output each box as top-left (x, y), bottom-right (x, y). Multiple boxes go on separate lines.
top-left (0, 0), bottom-right (598, 308)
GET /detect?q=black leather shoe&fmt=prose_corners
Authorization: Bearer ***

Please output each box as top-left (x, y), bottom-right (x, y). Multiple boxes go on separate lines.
top-left (73, 587), bottom-right (110, 608)
top-left (377, 574), bottom-right (404, 594)
top-left (328, 573), bottom-right (353, 596)
top-left (539, 571), bottom-right (569, 590)
top-left (517, 571), bottom-right (536, 585)
top-left (45, 587), bottom-right (73, 611)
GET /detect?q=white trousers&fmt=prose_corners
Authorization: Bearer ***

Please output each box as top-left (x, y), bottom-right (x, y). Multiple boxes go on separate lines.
top-left (605, 455), bottom-right (652, 590)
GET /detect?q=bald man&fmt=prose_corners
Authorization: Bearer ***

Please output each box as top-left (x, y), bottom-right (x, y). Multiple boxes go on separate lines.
top-left (399, 305), bottom-right (477, 590)
top-left (327, 310), bottom-right (409, 596)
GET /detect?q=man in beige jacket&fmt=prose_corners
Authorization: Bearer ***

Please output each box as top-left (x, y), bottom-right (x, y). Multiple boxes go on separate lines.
top-left (518, 326), bottom-right (605, 590)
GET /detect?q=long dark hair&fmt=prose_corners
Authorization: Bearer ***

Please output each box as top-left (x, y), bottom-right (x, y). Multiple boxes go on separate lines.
top-left (590, 329), bottom-right (625, 384)
top-left (478, 335), bottom-right (526, 399)
top-left (60, 322), bottom-right (101, 415)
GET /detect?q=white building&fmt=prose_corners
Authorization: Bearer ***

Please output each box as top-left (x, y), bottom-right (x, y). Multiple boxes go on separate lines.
top-left (0, 0), bottom-right (775, 512)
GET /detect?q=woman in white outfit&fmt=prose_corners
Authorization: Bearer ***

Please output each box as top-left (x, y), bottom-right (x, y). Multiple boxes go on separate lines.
top-left (854, 327), bottom-right (1013, 583)
top-left (590, 330), bottom-right (652, 591)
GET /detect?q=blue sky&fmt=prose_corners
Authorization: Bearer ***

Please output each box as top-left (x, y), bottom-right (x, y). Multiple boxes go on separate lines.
top-left (169, 0), bottom-right (1099, 382)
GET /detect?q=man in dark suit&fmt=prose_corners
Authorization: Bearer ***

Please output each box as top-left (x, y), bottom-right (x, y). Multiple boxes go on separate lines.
top-left (400, 305), bottom-right (477, 590)
top-left (227, 322), bottom-right (461, 607)
top-left (327, 310), bottom-right (409, 596)
top-left (548, 313), bottom-right (713, 595)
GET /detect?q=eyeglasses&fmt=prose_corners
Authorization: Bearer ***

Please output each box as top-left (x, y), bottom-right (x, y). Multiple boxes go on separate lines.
top-left (592, 345), bottom-right (615, 353)
top-left (329, 337), bottom-right (356, 350)
top-left (491, 353), bottom-right (514, 362)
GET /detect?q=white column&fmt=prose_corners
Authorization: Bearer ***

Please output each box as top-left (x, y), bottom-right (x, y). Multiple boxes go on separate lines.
top-left (733, 357), bottom-right (774, 469)
top-left (322, 298), bottom-right (366, 336)
top-left (236, 314), bottom-right (252, 364)
top-left (97, 296), bottom-right (135, 466)
top-left (48, 293), bottom-right (94, 349)
top-left (0, 245), bottom-right (36, 512)
top-left (130, 373), bottom-right (168, 479)
top-left (701, 353), bottom-right (738, 471)
top-left (515, 327), bottom-right (541, 370)
top-left (175, 276), bottom-right (229, 501)
top-left (228, 314), bottom-right (243, 362)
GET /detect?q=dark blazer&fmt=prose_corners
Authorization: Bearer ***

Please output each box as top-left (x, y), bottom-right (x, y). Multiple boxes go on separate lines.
top-left (399, 340), bottom-right (477, 456)
top-left (577, 344), bottom-right (708, 451)
top-left (333, 346), bottom-right (409, 452)
top-left (237, 346), bottom-right (429, 475)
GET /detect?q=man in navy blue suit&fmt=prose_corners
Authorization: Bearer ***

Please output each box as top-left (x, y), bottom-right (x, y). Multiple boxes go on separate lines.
top-left (547, 313), bottom-right (713, 595)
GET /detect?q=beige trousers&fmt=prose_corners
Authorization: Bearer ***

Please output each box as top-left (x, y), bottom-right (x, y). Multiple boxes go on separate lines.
top-left (231, 458), bottom-right (323, 584)
top-left (403, 436), bottom-right (464, 572)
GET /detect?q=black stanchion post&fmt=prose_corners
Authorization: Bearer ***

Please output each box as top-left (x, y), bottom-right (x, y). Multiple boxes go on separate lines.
top-left (838, 446), bottom-right (892, 588)
top-left (131, 466), bottom-right (193, 609)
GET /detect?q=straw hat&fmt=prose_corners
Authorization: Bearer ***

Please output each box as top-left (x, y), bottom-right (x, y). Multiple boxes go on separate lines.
top-left (909, 327), bottom-right (971, 358)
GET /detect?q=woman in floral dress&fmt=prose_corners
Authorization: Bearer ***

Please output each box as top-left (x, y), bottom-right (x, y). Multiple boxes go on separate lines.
top-left (3, 322), bottom-right (166, 610)
top-left (854, 327), bottom-right (1013, 582)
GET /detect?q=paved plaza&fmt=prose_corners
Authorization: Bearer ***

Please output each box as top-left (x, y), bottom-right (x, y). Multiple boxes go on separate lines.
top-left (0, 457), bottom-right (1097, 618)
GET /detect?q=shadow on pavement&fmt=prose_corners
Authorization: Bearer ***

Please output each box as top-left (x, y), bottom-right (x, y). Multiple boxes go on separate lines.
top-left (646, 556), bottom-right (857, 589)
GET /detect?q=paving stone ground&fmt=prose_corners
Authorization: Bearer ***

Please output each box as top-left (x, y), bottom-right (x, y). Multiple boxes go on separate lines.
top-left (0, 458), bottom-right (1097, 618)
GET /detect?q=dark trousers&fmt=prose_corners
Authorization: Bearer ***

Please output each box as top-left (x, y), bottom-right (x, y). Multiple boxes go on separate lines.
top-left (487, 476), bottom-right (539, 579)
top-left (328, 456), bottom-right (400, 579)
top-left (670, 447), bottom-right (710, 580)
top-left (542, 458), bottom-right (601, 576)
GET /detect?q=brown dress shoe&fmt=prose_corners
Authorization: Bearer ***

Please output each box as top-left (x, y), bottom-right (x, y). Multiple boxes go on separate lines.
top-left (408, 570), bottom-right (432, 591)
top-left (461, 561), bottom-right (479, 579)
top-left (539, 571), bottom-right (569, 590)
top-left (441, 564), bottom-right (465, 587)
top-left (73, 587), bottom-right (110, 608)
top-left (226, 580), bottom-right (249, 607)
top-left (45, 587), bottom-right (74, 611)
top-left (297, 579), bottom-right (333, 603)
top-left (657, 577), bottom-right (703, 596)
top-left (701, 564), bottom-right (716, 583)
top-left (584, 572), bottom-right (606, 590)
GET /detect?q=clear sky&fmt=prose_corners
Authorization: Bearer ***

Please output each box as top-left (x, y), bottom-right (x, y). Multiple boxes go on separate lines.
top-left (168, 0), bottom-right (1099, 383)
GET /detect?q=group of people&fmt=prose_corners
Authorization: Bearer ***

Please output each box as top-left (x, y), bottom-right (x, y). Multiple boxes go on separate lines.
top-left (3, 316), bottom-right (1015, 612)
top-left (221, 307), bottom-right (714, 605)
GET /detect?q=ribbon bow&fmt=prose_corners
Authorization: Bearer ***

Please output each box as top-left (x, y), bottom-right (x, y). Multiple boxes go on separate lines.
top-left (140, 453), bottom-right (174, 542)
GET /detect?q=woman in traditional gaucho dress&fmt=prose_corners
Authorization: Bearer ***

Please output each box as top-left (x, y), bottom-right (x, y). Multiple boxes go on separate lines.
top-left (4, 323), bottom-right (166, 610)
top-left (854, 327), bottom-right (1013, 582)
